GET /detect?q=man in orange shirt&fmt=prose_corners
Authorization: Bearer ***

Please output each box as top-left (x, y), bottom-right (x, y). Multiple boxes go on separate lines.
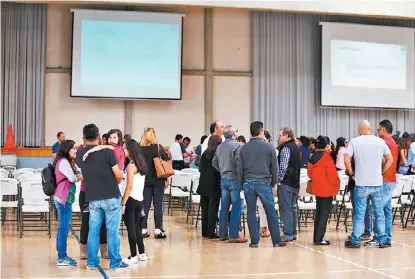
top-left (365, 120), bottom-right (398, 248)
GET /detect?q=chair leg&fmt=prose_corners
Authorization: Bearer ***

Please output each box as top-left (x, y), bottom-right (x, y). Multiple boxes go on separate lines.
top-left (195, 203), bottom-right (201, 228)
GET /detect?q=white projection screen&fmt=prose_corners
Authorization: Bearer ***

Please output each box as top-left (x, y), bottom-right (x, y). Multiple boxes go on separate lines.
top-left (71, 9), bottom-right (185, 100)
top-left (320, 22), bottom-right (415, 109)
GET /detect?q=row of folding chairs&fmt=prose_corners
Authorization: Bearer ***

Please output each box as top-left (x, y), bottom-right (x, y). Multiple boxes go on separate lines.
top-left (1, 176), bottom-right (52, 238)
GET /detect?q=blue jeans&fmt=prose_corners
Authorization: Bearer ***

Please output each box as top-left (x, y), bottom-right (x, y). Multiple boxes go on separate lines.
top-left (350, 186), bottom-right (386, 244)
top-left (277, 184), bottom-right (298, 240)
top-left (243, 180), bottom-right (281, 245)
top-left (219, 178), bottom-right (243, 239)
top-left (381, 182), bottom-right (396, 243)
top-left (87, 197), bottom-right (122, 269)
top-left (55, 200), bottom-right (72, 260)
top-left (350, 187), bottom-right (372, 235)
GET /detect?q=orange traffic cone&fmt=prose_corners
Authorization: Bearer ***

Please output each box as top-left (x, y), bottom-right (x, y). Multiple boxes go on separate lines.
top-left (4, 124), bottom-right (16, 149)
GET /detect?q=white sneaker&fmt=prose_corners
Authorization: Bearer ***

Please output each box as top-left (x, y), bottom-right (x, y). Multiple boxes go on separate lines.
top-left (139, 254), bottom-right (148, 261)
top-left (123, 255), bottom-right (138, 264)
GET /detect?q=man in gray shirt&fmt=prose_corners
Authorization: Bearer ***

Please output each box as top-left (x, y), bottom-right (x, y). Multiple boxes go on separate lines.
top-left (237, 121), bottom-right (286, 248)
top-left (213, 125), bottom-right (247, 243)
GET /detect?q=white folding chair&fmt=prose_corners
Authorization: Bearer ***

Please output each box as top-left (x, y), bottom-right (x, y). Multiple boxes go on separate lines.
top-left (181, 168), bottom-right (200, 175)
top-left (0, 155), bottom-right (17, 171)
top-left (187, 175), bottom-right (200, 224)
top-left (0, 168), bottom-right (10, 178)
top-left (13, 169), bottom-right (35, 181)
top-left (168, 173), bottom-right (192, 215)
top-left (19, 180), bottom-right (51, 238)
top-left (297, 180), bottom-right (316, 231)
top-left (1, 178), bottom-right (19, 228)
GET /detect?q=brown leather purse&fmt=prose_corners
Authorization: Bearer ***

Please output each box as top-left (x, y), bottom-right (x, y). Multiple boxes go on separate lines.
top-left (306, 180), bottom-right (313, 195)
top-left (153, 144), bottom-right (174, 178)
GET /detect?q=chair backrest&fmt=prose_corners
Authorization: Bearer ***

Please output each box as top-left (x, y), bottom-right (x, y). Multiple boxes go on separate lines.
top-left (0, 155), bottom-right (17, 168)
top-left (339, 176), bottom-right (349, 192)
top-left (298, 179), bottom-right (313, 198)
top-left (181, 168), bottom-right (200, 175)
top-left (170, 173), bottom-right (193, 190)
top-left (19, 174), bottom-right (41, 183)
top-left (0, 168), bottom-right (10, 178)
top-left (34, 168), bottom-right (44, 173)
top-left (21, 180), bottom-right (49, 202)
top-left (399, 177), bottom-right (414, 193)
top-left (13, 169), bottom-right (35, 180)
top-left (0, 178), bottom-right (18, 195)
top-left (393, 181), bottom-right (405, 198)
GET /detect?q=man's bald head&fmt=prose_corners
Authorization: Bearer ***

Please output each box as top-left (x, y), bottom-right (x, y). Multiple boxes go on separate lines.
top-left (358, 120), bottom-right (371, 135)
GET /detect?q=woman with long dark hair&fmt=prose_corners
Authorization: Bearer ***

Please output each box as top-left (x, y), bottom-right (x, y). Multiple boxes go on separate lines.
top-left (398, 138), bottom-right (410, 174)
top-left (121, 139), bottom-right (149, 264)
top-left (53, 140), bottom-right (83, 266)
top-left (333, 137), bottom-right (347, 170)
top-left (197, 135), bottom-right (222, 239)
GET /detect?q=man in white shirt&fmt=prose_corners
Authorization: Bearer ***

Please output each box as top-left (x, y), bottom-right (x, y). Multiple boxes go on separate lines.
top-left (201, 120), bottom-right (225, 154)
top-left (183, 137), bottom-right (195, 167)
top-left (169, 134), bottom-right (192, 170)
top-left (344, 120), bottom-right (394, 249)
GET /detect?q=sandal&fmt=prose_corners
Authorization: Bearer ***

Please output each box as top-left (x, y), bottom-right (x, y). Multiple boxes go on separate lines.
top-left (260, 227), bottom-right (270, 237)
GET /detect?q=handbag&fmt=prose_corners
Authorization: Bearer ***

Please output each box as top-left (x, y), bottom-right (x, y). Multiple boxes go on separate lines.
top-left (306, 180), bottom-right (313, 195)
top-left (153, 144), bottom-right (175, 178)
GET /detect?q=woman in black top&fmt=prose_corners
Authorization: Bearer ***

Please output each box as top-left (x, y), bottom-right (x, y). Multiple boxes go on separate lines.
top-left (197, 135), bottom-right (222, 239)
top-left (138, 128), bottom-right (169, 239)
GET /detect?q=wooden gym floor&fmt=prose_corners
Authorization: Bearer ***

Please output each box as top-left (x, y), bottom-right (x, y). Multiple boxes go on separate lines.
top-left (1, 212), bottom-right (414, 279)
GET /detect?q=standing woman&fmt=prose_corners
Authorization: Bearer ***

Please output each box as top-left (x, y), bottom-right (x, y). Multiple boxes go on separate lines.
top-left (122, 139), bottom-right (149, 263)
top-left (334, 137), bottom-right (347, 171)
top-left (108, 129), bottom-right (126, 171)
top-left (398, 138), bottom-right (410, 175)
top-left (197, 135), bottom-right (222, 239)
top-left (139, 128), bottom-right (169, 239)
top-left (53, 140), bottom-right (83, 266)
top-left (298, 136), bottom-right (311, 168)
top-left (307, 136), bottom-right (340, 245)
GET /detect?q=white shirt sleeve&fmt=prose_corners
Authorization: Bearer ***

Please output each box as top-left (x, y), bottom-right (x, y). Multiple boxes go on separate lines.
top-left (346, 140), bottom-right (354, 156)
top-left (382, 141), bottom-right (391, 155)
top-left (59, 159), bottom-right (77, 183)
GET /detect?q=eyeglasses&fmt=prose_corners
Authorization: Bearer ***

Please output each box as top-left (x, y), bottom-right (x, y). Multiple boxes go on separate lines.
top-left (377, 128), bottom-right (384, 131)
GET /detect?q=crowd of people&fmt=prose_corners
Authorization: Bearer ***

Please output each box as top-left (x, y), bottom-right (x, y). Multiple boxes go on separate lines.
top-left (50, 119), bottom-right (415, 269)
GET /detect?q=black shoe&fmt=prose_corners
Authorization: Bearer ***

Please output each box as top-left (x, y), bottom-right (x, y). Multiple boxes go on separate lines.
top-left (273, 241), bottom-right (287, 248)
top-left (142, 232), bottom-right (150, 238)
top-left (155, 229), bottom-right (167, 239)
top-left (209, 234), bottom-right (220, 240)
top-left (249, 243), bottom-right (258, 248)
top-left (361, 233), bottom-right (372, 241)
top-left (379, 242), bottom-right (392, 249)
top-left (363, 239), bottom-right (379, 248)
top-left (345, 240), bottom-right (360, 248)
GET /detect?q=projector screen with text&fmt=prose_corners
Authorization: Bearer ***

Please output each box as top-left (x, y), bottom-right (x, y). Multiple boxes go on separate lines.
top-left (71, 9), bottom-right (184, 100)
top-left (321, 22), bottom-right (415, 109)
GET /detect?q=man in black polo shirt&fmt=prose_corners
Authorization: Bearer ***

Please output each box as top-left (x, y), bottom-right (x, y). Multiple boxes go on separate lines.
top-left (76, 124), bottom-right (127, 270)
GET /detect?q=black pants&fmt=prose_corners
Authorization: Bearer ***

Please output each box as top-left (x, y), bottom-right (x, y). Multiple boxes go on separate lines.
top-left (141, 181), bottom-right (165, 230)
top-left (200, 196), bottom-right (220, 237)
top-left (313, 196), bottom-right (333, 243)
top-left (172, 160), bottom-right (185, 171)
top-left (123, 197), bottom-right (145, 256)
top-left (79, 191), bottom-right (107, 245)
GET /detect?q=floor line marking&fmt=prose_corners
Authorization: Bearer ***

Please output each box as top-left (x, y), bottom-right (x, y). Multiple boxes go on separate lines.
top-left (377, 266), bottom-right (415, 271)
top-left (70, 227), bottom-right (110, 279)
top-left (293, 242), bottom-right (401, 279)
top-left (391, 241), bottom-right (415, 248)
top-left (109, 269), bottom-right (365, 279)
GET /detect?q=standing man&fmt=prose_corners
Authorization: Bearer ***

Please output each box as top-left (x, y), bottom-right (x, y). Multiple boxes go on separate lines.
top-left (344, 120), bottom-right (394, 249)
top-left (183, 137), bottom-right (196, 168)
top-left (277, 127), bottom-right (301, 242)
top-left (364, 120), bottom-right (398, 247)
top-left (169, 134), bottom-right (192, 170)
top-left (201, 120), bottom-right (225, 154)
top-left (237, 121), bottom-right (286, 248)
top-left (52, 132), bottom-right (66, 159)
top-left (213, 125), bottom-right (247, 243)
top-left (77, 124), bottom-right (128, 270)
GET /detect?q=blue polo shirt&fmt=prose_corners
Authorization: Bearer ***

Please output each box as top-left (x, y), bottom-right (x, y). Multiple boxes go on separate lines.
top-left (52, 141), bottom-right (59, 154)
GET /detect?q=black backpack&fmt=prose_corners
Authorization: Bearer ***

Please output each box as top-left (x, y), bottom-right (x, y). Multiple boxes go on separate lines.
top-left (41, 163), bottom-right (57, 196)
